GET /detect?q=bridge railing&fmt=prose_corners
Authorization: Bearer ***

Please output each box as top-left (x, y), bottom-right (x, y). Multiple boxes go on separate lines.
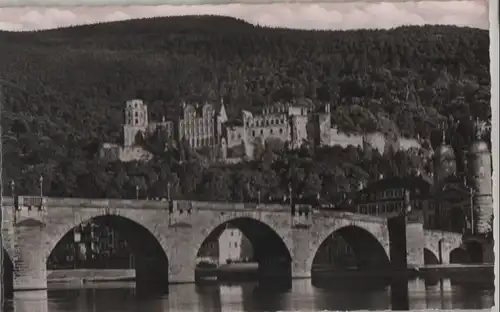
top-left (315, 209), bottom-right (388, 223)
top-left (1, 196), bottom-right (295, 212)
top-left (0, 196), bottom-right (395, 223)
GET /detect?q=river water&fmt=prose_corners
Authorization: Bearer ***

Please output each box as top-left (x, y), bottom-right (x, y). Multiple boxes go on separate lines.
top-left (5, 277), bottom-right (494, 311)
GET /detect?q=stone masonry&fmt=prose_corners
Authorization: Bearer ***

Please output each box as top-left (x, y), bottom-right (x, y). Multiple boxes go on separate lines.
top-left (2, 196), bottom-right (462, 291)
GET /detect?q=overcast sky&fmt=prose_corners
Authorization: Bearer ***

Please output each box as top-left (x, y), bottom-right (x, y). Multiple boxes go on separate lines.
top-left (0, 1), bottom-right (489, 32)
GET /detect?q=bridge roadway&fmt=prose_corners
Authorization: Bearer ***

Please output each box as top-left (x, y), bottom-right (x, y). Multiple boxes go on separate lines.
top-left (1, 196), bottom-right (464, 292)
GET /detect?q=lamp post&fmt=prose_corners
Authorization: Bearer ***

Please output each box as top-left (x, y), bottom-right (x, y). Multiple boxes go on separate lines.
top-left (39, 175), bottom-right (43, 198)
top-left (463, 177), bottom-right (475, 235)
top-left (10, 180), bottom-right (16, 211)
top-left (135, 185), bottom-right (139, 200)
top-left (468, 187), bottom-right (474, 235)
top-left (257, 190), bottom-right (261, 205)
top-left (167, 182), bottom-right (171, 201)
top-left (403, 189), bottom-right (412, 217)
top-left (10, 180), bottom-right (15, 197)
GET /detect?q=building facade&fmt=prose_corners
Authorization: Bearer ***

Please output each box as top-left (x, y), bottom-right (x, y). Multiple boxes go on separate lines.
top-left (196, 227), bottom-right (253, 265)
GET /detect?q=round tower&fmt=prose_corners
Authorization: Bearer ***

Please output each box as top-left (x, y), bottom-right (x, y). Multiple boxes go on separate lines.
top-left (467, 121), bottom-right (493, 234)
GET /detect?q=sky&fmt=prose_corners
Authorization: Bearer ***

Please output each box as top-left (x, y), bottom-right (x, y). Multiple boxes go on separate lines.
top-left (0, 1), bottom-right (490, 32)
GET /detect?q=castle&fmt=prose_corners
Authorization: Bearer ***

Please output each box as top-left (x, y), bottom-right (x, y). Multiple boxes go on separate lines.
top-left (100, 98), bottom-right (422, 163)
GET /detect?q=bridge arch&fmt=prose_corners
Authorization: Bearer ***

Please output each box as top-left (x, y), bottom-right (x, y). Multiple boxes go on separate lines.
top-left (450, 240), bottom-right (484, 264)
top-left (310, 225), bottom-right (391, 273)
top-left (424, 230), bottom-right (463, 264)
top-left (193, 216), bottom-right (292, 280)
top-left (45, 212), bottom-right (170, 288)
top-left (424, 248), bottom-right (440, 265)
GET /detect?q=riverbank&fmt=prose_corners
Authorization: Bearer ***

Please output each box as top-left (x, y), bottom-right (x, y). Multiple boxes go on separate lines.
top-left (47, 269), bottom-right (135, 284)
top-left (416, 263), bottom-right (494, 284)
top-left (196, 262), bottom-right (259, 282)
top-left (48, 263), bottom-right (494, 285)
top-left (47, 263), bottom-right (260, 284)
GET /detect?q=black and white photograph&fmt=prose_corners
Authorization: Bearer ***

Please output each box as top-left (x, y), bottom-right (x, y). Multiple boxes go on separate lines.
top-left (0, 1), bottom-right (495, 311)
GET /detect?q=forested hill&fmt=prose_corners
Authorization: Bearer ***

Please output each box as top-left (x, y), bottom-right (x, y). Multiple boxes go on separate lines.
top-left (0, 16), bottom-right (491, 199)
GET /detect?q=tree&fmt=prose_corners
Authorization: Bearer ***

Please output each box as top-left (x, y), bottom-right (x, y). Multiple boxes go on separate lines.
top-left (0, 18), bottom-right (490, 199)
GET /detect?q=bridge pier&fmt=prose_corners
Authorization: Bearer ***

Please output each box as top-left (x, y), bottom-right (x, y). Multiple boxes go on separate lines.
top-left (12, 229), bottom-right (48, 291)
top-left (388, 213), bottom-right (425, 270)
top-left (290, 228), bottom-right (312, 279)
top-left (13, 290), bottom-right (48, 312)
top-left (405, 219), bottom-right (425, 268)
top-left (291, 258), bottom-right (310, 279)
top-left (169, 250), bottom-right (197, 284)
top-left (440, 252), bottom-right (450, 265)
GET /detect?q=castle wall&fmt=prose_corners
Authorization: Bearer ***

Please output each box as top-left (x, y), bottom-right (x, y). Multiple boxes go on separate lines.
top-left (328, 128), bottom-right (364, 149)
top-left (100, 143), bottom-right (121, 161)
top-left (119, 147), bottom-right (153, 162)
top-left (364, 133), bottom-right (387, 154)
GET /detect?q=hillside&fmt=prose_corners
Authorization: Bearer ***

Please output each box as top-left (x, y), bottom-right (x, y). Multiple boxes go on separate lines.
top-left (0, 16), bottom-right (491, 200)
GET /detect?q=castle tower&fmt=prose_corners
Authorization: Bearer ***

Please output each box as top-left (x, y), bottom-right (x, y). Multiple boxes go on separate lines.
top-left (123, 99), bottom-right (148, 147)
top-left (317, 103), bottom-right (332, 146)
top-left (431, 126), bottom-right (456, 230)
top-left (432, 127), bottom-right (456, 187)
top-left (467, 120), bottom-right (493, 234)
top-left (289, 104), bottom-right (309, 149)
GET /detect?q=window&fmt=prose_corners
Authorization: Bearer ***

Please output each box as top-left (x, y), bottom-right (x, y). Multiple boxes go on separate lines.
top-left (279, 128), bottom-right (283, 134)
top-left (270, 129), bottom-right (273, 134)
top-left (260, 129), bottom-right (264, 135)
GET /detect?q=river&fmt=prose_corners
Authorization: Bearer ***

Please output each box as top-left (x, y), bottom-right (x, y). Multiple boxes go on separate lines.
top-left (4, 277), bottom-right (494, 311)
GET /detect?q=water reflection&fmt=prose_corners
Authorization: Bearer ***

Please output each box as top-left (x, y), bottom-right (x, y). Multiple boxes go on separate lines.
top-left (3, 277), bottom-right (493, 312)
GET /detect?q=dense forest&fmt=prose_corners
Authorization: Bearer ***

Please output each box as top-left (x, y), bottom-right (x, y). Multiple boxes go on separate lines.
top-left (0, 16), bottom-right (491, 201)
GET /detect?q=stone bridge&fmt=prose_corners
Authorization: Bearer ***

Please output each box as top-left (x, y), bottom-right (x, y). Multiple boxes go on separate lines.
top-left (1, 196), bottom-right (464, 292)
top-left (423, 230), bottom-right (463, 265)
